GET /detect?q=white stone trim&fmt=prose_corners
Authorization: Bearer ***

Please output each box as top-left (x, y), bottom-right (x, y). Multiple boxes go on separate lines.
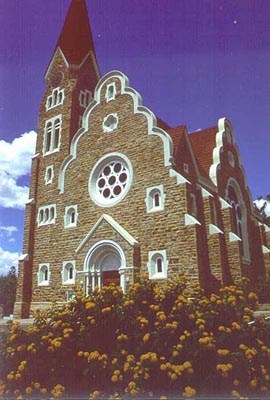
top-left (229, 232), bottom-right (242, 242)
top-left (102, 113), bottom-right (119, 133)
top-left (169, 169), bottom-right (191, 185)
top-left (37, 204), bottom-right (57, 226)
top-left (147, 249), bottom-right (168, 279)
top-left (262, 245), bottom-right (270, 254)
top-left (76, 214), bottom-right (138, 254)
top-left (62, 260), bottom-right (76, 285)
top-left (264, 224), bottom-right (270, 233)
top-left (45, 165), bottom-right (54, 185)
top-left (59, 71), bottom-right (174, 193)
top-left (18, 253), bottom-right (28, 261)
top-left (106, 82), bottom-right (117, 102)
top-left (197, 185), bottom-right (213, 198)
top-left (37, 263), bottom-right (50, 286)
top-left (46, 87), bottom-right (65, 111)
top-left (79, 89), bottom-right (92, 108)
top-left (89, 152), bottom-right (133, 207)
top-left (43, 114), bottom-right (62, 155)
top-left (184, 214), bottom-right (201, 226)
top-left (219, 197), bottom-right (232, 209)
top-left (64, 205), bottom-right (78, 228)
top-left (145, 184), bottom-right (165, 212)
top-left (209, 224), bottom-right (223, 235)
top-left (25, 198), bottom-right (34, 205)
top-left (45, 47), bottom-right (69, 79)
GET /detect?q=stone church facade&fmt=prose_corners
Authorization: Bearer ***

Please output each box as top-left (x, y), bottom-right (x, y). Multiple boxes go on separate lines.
top-left (15, 0), bottom-right (270, 318)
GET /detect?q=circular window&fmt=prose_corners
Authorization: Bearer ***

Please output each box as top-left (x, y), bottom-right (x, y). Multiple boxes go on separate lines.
top-left (89, 153), bottom-right (132, 207)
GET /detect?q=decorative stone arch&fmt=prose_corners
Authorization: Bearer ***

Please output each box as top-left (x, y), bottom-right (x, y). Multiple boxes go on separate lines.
top-left (226, 177), bottom-right (250, 263)
top-left (84, 240), bottom-right (126, 294)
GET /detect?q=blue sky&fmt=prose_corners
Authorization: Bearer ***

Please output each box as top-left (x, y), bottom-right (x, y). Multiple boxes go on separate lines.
top-left (0, 0), bottom-right (270, 274)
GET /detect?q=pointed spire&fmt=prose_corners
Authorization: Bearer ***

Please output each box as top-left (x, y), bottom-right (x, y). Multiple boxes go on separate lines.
top-left (57, 0), bottom-right (96, 65)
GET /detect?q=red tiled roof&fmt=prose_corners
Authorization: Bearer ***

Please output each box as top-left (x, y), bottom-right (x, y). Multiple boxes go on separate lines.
top-left (156, 117), bottom-right (171, 131)
top-left (189, 126), bottom-right (218, 178)
top-left (57, 0), bottom-right (96, 65)
top-left (168, 125), bottom-right (186, 155)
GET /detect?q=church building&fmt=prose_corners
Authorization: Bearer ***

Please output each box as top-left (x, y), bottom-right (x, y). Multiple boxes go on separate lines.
top-left (15, 0), bottom-right (270, 318)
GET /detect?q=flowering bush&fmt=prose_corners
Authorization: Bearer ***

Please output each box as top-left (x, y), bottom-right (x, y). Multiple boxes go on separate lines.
top-left (1, 275), bottom-right (270, 399)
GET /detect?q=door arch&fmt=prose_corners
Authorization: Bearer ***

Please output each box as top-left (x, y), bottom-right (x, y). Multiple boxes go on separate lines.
top-left (84, 240), bottom-right (126, 293)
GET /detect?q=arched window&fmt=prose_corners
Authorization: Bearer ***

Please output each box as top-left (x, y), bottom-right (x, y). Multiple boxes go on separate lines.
top-left (62, 261), bottom-right (76, 285)
top-left (147, 250), bottom-right (168, 279)
top-left (37, 205), bottom-right (56, 226)
top-left (146, 185), bottom-right (165, 212)
top-left (46, 87), bottom-right (65, 110)
top-left (43, 115), bottom-right (62, 154)
top-left (45, 165), bottom-right (54, 184)
top-left (64, 206), bottom-right (78, 227)
top-left (38, 264), bottom-right (50, 286)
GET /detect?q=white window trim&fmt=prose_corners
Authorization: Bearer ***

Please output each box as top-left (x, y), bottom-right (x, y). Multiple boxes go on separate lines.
top-left (62, 261), bottom-right (76, 285)
top-left (79, 89), bottom-right (92, 108)
top-left (147, 250), bottom-right (168, 279)
top-left (145, 185), bottom-right (165, 213)
top-left (37, 204), bottom-right (57, 226)
top-left (102, 113), bottom-right (119, 133)
top-left (46, 87), bottom-right (65, 111)
top-left (89, 152), bottom-right (133, 208)
top-left (64, 205), bottom-right (78, 228)
top-left (43, 114), bottom-right (62, 155)
top-left (105, 82), bottom-right (116, 102)
top-left (45, 165), bottom-right (54, 185)
top-left (38, 263), bottom-right (50, 286)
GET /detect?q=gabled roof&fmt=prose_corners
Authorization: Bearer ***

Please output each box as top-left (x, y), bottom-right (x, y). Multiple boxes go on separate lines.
top-left (56, 0), bottom-right (96, 65)
top-left (189, 126), bottom-right (218, 178)
top-left (168, 125), bottom-right (186, 155)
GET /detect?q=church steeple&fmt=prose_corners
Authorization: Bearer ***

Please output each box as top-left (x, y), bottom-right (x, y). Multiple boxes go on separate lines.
top-left (57, 0), bottom-right (97, 66)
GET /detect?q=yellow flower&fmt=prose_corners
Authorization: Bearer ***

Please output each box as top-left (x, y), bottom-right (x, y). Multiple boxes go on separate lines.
top-left (85, 301), bottom-right (95, 310)
top-left (183, 386), bottom-right (196, 398)
top-left (25, 387), bottom-right (32, 395)
top-left (250, 378), bottom-right (258, 388)
top-left (111, 375), bottom-right (118, 383)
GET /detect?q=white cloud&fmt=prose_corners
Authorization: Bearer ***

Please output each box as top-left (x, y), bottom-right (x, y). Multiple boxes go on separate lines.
top-left (0, 225), bottom-right (18, 238)
top-left (254, 199), bottom-right (270, 217)
top-left (0, 131), bottom-right (37, 178)
top-left (0, 131), bottom-right (37, 209)
top-left (0, 247), bottom-right (19, 275)
top-left (0, 170), bottom-right (29, 209)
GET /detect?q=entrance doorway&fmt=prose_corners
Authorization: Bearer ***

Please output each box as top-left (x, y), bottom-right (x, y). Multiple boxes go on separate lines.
top-left (84, 240), bottom-right (125, 292)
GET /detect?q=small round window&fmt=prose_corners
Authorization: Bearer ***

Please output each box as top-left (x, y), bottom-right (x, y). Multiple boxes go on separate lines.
top-left (89, 153), bottom-right (132, 207)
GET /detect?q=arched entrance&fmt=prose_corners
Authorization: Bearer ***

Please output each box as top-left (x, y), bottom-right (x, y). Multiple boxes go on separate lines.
top-left (84, 240), bottom-right (125, 294)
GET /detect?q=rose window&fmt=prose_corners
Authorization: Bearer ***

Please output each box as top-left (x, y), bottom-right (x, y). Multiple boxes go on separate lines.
top-left (96, 161), bottom-right (129, 201)
top-left (89, 153), bottom-right (132, 207)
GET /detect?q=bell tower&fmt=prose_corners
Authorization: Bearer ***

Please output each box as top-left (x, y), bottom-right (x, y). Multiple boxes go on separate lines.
top-left (14, 0), bottom-right (100, 318)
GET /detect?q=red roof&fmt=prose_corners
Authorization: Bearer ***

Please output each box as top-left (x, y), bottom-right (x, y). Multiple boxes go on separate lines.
top-left (189, 126), bottom-right (218, 178)
top-left (168, 125), bottom-right (186, 155)
top-left (57, 0), bottom-right (96, 65)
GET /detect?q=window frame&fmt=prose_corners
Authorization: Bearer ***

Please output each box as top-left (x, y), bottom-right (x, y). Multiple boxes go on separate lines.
top-left (43, 115), bottom-right (62, 155)
top-left (147, 250), bottom-right (168, 279)
top-left (37, 205), bottom-right (57, 226)
top-left (79, 89), bottom-right (92, 108)
top-left (62, 261), bottom-right (76, 285)
top-left (38, 263), bottom-right (50, 286)
top-left (105, 82), bottom-right (116, 102)
top-left (64, 205), bottom-right (78, 228)
top-left (45, 165), bottom-right (54, 185)
top-left (46, 87), bottom-right (65, 111)
top-left (145, 185), bottom-right (165, 213)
